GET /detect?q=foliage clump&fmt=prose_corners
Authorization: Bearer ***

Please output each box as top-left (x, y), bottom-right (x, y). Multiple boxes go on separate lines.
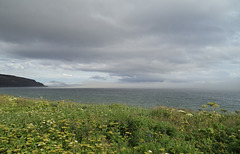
top-left (0, 95), bottom-right (239, 153)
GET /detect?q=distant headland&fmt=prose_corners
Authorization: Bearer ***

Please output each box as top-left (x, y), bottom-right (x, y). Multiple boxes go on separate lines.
top-left (0, 74), bottom-right (46, 87)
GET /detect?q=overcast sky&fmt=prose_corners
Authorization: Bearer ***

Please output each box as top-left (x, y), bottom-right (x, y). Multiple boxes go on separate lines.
top-left (0, 0), bottom-right (240, 89)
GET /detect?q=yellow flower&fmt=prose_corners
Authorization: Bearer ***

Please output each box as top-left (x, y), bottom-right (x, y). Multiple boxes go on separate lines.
top-left (126, 132), bottom-right (131, 135)
top-left (201, 104), bottom-right (208, 108)
top-left (32, 150), bottom-right (38, 154)
top-left (160, 148), bottom-right (165, 152)
top-left (207, 102), bottom-right (219, 107)
top-left (121, 147), bottom-right (126, 151)
top-left (185, 120), bottom-right (190, 125)
top-left (13, 149), bottom-right (20, 152)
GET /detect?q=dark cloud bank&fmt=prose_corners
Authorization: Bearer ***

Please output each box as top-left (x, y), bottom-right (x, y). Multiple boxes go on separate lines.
top-left (0, 0), bottom-right (240, 89)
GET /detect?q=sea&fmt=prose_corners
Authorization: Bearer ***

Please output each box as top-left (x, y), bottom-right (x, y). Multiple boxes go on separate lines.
top-left (0, 87), bottom-right (239, 112)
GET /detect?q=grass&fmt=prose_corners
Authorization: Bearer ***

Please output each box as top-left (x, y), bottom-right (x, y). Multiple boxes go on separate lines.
top-left (0, 95), bottom-right (240, 153)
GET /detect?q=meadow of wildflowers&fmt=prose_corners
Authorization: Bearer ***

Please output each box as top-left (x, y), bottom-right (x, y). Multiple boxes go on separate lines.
top-left (0, 95), bottom-right (239, 153)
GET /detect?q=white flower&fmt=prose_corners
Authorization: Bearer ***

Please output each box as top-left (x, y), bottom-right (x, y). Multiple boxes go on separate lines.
top-left (148, 150), bottom-right (152, 153)
top-left (186, 113), bottom-right (193, 116)
top-left (178, 110), bottom-right (186, 114)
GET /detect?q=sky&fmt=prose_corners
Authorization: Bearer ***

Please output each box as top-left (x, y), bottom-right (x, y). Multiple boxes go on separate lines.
top-left (0, 0), bottom-right (240, 89)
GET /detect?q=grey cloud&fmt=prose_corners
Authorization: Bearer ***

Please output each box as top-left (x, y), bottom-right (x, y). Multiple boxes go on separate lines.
top-left (0, 0), bottom-right (240, 85)
top-left (125, 0), bottom-right (240, 46)
top-left (0, 0), bottom-right (128, 46)
top-left (90, 75), bottom-right (107, 80)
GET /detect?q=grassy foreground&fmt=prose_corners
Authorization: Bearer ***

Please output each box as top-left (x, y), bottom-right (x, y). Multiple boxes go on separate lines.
top-left (0, 95), bottom-right (240, 154)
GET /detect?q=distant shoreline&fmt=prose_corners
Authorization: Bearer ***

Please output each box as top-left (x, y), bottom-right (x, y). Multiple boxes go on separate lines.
top-left (0, 74), bottom-right (46, 87)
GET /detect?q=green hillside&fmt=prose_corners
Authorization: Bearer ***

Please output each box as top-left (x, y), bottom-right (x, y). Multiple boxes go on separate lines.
top-left (0, 95), bottom-right (239, 153)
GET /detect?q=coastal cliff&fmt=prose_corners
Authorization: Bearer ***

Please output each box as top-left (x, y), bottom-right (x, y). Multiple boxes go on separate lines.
top-left (0, 74), bottom-right (45, 87)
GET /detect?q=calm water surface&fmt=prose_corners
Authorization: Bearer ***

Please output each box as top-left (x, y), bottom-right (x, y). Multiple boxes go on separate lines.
top-left (0, 87), bottom-right (239, 112)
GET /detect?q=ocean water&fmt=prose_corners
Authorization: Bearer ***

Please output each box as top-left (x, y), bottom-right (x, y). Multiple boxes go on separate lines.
top-left (0, 87), bottom-right (239, 112)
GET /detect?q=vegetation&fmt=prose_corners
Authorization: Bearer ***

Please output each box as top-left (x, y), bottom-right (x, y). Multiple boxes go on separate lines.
top-left (0, 95), bottom-right (239, 153)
